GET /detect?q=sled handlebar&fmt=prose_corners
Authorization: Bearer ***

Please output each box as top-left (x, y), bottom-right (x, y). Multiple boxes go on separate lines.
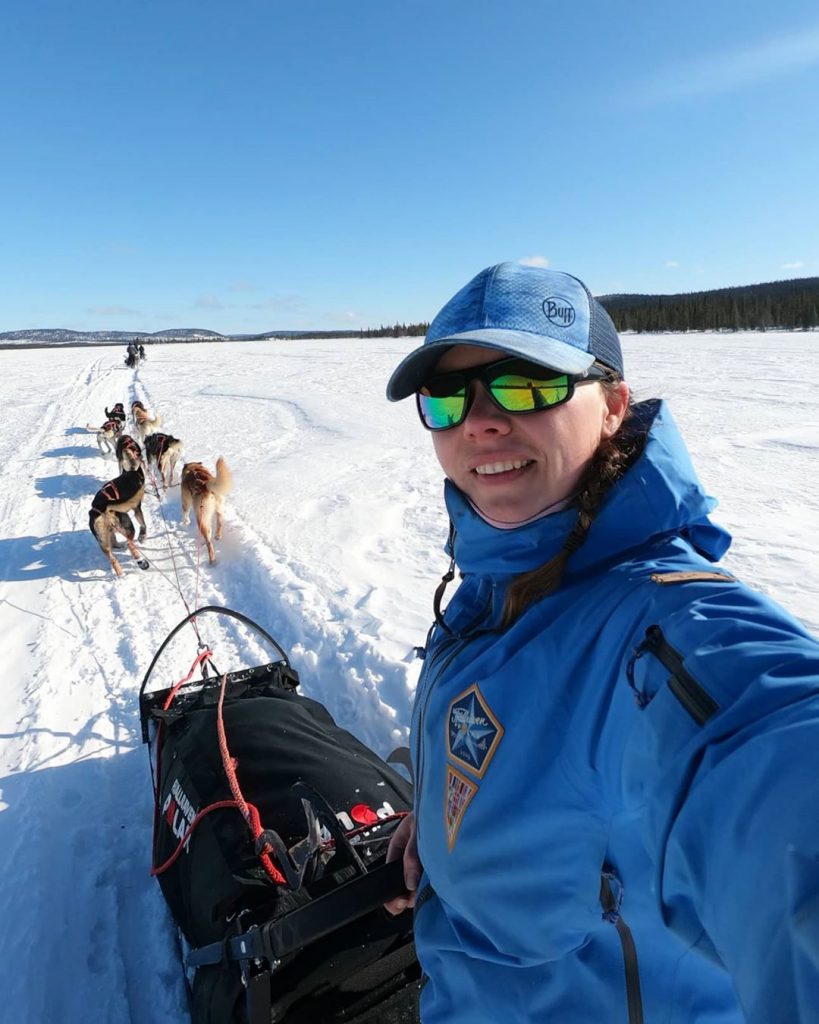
top-left (187, 859), bottom-right (409, 969)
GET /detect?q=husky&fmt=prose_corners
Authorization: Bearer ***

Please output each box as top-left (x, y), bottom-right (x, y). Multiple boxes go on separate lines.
top-left (88, 468), bottom-right (149, 577)
top-left (131, 400), bottom-right (162, 444)
top-left (145, 432), bottom-right (183, 490)
top-left (115, 433), bottom-right (143, 474)
top-left (105, 403), bottom-right (126, 427)
top-left (86, 417), bottom-right (123, 457)
top-left (180, 458), bottom-right (233, 565)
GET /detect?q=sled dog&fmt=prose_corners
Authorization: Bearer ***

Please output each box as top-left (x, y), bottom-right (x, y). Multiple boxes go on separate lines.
top-left (86, 418), bottom-right (123, 457)
top-left (115, 434), bottom-right (143, 474)
top-left (145, 432), bottom-right (184, 490)
top-left (88, 468), bottom-right (148, 577)
top-left (131, 400), bottom-right (162, 444)
top-left (106, 403), bottom-right (126, 427)
top-left (180, 458), bottom-right (233, 565)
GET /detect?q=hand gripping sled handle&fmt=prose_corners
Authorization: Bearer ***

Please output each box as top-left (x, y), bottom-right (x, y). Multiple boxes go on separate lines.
top-left (188, 860), bottom-right (410, 969)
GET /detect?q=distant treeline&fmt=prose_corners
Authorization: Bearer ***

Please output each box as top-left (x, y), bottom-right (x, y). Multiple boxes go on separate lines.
top-left (360, 322), bottom-right (429, 338)
top-left (600, 277), bottom-right (819, 333)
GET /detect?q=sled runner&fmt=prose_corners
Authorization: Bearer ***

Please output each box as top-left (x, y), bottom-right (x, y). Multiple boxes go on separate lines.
top-left (139, 606), bottom-right (420, 1024)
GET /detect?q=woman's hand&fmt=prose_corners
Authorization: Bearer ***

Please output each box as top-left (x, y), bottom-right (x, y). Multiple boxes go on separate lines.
top-left (384, 811), bottom-right (421, 915)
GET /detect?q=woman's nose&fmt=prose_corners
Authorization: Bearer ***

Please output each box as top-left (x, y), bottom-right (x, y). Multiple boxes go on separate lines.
top-left (462, 382), bottom-right (512, 436)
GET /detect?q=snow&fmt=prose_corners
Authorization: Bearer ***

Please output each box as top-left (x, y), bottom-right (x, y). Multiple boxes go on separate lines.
top-left (1, 333), bottom-right (817, 1021)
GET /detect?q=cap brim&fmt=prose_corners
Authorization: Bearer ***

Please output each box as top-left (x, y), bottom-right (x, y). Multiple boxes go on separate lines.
top-left (386, 329), bottom-right (596, 401)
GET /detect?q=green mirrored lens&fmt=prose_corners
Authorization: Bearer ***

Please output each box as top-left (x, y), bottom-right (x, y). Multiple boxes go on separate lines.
top-left (418, 387), bottom-right (467, 429)
top-left (489, 373), bottom-right (569, 411)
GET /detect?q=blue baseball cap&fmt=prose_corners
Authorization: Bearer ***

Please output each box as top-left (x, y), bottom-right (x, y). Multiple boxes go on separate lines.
top-left (386, 262), bottom-right (624, 400)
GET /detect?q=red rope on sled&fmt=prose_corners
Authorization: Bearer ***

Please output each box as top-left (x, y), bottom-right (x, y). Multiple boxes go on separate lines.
top-left (216, 671), bottom-right (287, 885)
top-left (151, 799), bottom-right (242, 875)
top-left (162, 649), bottom-right (214, 711)
top-left (150, 651), bottom-right (287, 886)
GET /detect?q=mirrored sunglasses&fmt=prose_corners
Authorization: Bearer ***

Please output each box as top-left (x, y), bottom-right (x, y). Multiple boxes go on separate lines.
top-left (416, 357), bottom-right (611, 431)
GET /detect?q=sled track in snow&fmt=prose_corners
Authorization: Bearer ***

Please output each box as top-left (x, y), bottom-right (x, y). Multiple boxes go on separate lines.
top-left (0, 353), bottom-right (188, 1022)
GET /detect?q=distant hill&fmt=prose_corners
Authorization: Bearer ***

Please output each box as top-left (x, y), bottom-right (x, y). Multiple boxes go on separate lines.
top-left (3, 278), bottom-right (818, 346)
top-left (0, 327), bottom-right (230, 347)
top-left (0, 326), bottom-right (373, 348)
top-left (599, 276), bottom-right (819, 333)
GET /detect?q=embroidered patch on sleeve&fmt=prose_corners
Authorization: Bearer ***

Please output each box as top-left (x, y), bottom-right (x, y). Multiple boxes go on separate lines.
top-left (447, 683), bottom-right (504, 778)
top-left (445, 765), bottom-right (478, 852)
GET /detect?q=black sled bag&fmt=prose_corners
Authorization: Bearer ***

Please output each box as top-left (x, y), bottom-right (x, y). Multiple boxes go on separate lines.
top-left (148, 666), bottom-right (420, 1024)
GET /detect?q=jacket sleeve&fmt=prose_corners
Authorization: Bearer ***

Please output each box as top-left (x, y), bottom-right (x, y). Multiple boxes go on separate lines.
top-left (624, 582), bottom-right (819, 1023)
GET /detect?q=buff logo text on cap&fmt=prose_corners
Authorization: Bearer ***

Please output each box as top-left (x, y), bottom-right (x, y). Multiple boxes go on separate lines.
top-left (542, 296), bottom-right (576, 328)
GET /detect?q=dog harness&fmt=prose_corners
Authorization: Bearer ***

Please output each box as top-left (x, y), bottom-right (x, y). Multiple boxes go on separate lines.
top-left (152, 435), bottom-right (171, 459)
top-left (185, 464), bottom-right (212, 497)
top-left (120, 437), bottom-right (142, 461)
top-left (91, 481), bottom-right (121, 515)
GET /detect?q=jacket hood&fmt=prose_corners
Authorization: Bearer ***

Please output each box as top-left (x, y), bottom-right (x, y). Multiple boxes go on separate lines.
top-left (444, 399), bottom-right (731, 579)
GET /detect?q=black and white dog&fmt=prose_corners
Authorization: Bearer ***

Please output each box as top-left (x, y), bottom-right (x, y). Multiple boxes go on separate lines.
top-left (106, 403), bottom-right (127, 427)
top-left (88, 468), bottom-right (149, 577)
top-left (86, 417), bottom-right (124, 457)
top-left (115, 433), bottom-right (143, 474)
top-left (131, 400), bottom-right (162, 444)
top-left (145, 432), bottom-right (184, 490)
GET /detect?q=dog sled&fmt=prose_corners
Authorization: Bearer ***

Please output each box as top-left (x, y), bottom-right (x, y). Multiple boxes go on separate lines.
top-left (139, 606), bottom-right (421, 1024)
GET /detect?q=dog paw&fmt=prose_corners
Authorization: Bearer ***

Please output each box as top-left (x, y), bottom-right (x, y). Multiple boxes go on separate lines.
top-left (136, 558), bottom-right (150, 571)
top-left (138, 530), bottom-right (147, 541)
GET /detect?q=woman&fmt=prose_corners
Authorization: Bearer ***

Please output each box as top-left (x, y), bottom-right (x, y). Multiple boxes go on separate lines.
top-left (384, 263), bottom-right (819, 1023)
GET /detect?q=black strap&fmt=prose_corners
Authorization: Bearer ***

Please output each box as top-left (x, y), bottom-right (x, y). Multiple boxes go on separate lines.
top-left (600, 872), bottom-right (645, 1024)
top-left (432, 521), bottom-right (457, 633)
top-left (244, 967), bottom-right (271, 1024)
top-left (188, 859), bottom-right (408, 968)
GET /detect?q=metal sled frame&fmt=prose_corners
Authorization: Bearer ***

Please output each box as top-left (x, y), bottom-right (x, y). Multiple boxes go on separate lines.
top-left (138, 605), bottom-right (299, 745)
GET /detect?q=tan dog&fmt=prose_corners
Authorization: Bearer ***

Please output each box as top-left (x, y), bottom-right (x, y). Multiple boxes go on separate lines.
top-left (89, 468), bottom-right (149, 576)
top-left (131, 400), bottom-right (162, 444)
top-left (180, 458), bottom-right (233, 565)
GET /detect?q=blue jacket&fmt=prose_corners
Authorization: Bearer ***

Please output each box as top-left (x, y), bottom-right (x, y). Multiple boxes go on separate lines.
top-left (411, 400), bottom-right (819, 1024)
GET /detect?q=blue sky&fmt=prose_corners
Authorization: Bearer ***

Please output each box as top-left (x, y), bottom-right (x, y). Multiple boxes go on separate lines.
top-left (1, 0), bottom-right (818, 333)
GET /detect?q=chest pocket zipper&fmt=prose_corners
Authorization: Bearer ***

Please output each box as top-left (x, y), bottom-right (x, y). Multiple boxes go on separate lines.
top-left (628, 624), bottom-right (719, 726)
top-left (600, 868), bottom-right (645, 1024)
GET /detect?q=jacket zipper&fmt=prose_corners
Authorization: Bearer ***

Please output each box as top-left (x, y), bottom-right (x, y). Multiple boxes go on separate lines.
top-left (637, 625), bottom-right (719, 726)
top-left (600, 869), bottom-right (644, 1024)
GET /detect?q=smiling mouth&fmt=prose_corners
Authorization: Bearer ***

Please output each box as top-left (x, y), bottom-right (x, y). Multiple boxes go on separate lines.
top-left (474, 459), bottom-right (533, 476)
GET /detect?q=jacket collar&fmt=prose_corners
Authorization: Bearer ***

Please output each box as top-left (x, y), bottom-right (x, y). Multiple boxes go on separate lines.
top-left (444, 399), bottom-right (731, 579)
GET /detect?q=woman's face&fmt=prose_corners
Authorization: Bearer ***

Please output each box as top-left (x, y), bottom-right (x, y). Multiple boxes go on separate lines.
top-left (429, 345), bottom-right (630, 524)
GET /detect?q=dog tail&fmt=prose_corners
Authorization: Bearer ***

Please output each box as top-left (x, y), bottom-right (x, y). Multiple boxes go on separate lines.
top-left (211, 456), bottom-right (233, 496)
top-left (151, 411), bottom-right (162, 429)
top-left (86, 423), bottom-right (100, 433)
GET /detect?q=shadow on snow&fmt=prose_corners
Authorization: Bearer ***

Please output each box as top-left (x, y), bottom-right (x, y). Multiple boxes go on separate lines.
top-left (0, 531), bottom-right (117, 582)
top-left (36, 474), bottom-right (102, 500)
top-left (0, 749), bottom-right (186, 1022)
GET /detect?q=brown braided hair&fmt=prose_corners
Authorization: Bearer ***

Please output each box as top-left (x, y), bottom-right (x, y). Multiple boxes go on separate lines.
top-left (500, 385), bottom-right (647, 628)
